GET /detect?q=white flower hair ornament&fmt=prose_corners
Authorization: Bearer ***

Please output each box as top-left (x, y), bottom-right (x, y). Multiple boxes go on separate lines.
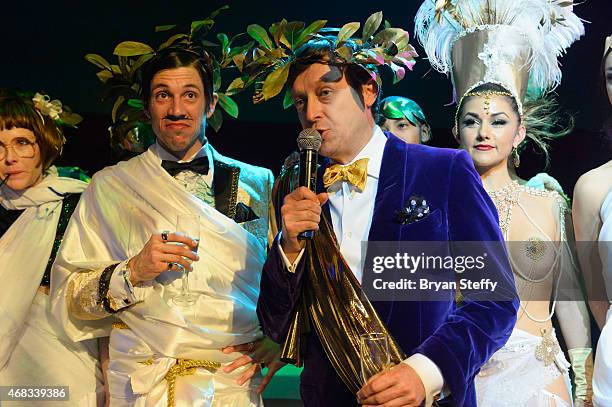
top-left (31, 92), bottom-right (82, 127)
top-left (32, 93), bottom-right (63, 121)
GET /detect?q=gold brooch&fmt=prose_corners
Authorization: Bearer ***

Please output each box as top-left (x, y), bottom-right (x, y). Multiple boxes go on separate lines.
top-left (534, 329), bottom-right (560, 366)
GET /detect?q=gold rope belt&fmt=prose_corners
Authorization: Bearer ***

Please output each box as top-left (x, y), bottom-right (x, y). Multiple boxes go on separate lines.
top-left (145, 358), bottom-right (221, 407)
top-left (113, 321), bottom-right (221, 406)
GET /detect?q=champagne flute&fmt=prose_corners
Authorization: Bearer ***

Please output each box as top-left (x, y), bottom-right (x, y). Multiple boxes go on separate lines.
top-left (359, 332), bottom-right (390, 384)
top-left (171, 214), bottom-right (200, 307)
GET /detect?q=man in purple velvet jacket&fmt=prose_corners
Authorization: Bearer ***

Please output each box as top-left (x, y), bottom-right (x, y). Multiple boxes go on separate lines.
top-left (256, 35), bottom-right (518, 407)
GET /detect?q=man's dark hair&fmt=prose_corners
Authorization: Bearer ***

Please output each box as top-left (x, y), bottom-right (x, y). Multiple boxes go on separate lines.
top-left (287, 36), bottom-right (382, 117)
top-left (141, 46), bottom-right (215, 113)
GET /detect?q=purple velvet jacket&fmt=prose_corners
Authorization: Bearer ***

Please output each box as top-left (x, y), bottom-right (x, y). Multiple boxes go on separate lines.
top-left (257, 134), bottom-right (518, 406)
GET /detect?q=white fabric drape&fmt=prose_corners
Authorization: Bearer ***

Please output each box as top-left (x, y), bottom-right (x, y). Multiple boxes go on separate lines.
top-left (0, 167), bottom-right (87, 369)
top-left (51, 147), bottom-right (266, 405)
top-left (0, 291), bottom-right (104, 406)
top-left (108, 327), bottom-right (262, 406)
top-left (593, 188), bottom-right (612, 407)
top-left (475, 328), bottom-right (572, 407)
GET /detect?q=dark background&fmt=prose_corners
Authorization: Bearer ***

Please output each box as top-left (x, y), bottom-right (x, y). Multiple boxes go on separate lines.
top-left (2, 0), bottom-right (611, 194)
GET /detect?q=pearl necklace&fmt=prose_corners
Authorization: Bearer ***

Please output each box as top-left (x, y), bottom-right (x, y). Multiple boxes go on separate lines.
top-left (486, 180), bottom-right (521, 237)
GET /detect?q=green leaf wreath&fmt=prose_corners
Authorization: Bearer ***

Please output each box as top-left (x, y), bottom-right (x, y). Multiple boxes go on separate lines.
top-left (225, 11), bottom-right (418, 108)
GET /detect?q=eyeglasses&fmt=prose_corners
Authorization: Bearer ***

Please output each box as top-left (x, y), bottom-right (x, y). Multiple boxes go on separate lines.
top-left (0, 138), bottom-right (37, 160)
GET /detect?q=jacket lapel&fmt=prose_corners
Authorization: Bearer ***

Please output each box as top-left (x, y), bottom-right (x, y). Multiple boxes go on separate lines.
top-left (212, 158), bottom-right (240, 220)
top-left (368, 133), bottom-right (407, 242)
top-left (316, 135), bottom-right (408, 246)
top-left (366, 133), bottom-right (408, 323)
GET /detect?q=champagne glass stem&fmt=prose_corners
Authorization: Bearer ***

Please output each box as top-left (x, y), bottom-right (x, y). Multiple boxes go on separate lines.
top-left (171, 214), bottom-right (200, 307)
top-left (181, 269), bottom-right (190, 295)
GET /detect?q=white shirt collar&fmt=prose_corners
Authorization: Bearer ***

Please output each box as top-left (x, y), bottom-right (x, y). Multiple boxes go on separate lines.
top-left (153, 140), bottom-right (214, 185)
top-left (341, 125), bottom-right (386, 180)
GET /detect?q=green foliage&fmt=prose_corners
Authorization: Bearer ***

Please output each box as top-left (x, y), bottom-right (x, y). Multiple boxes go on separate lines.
top-left (362, 11), bottom-right (383, 41)
top-left (226, 11), bottom-right (417, 106)
top-left (282, 89), bottom-right (294, 109)
top-left (261, 63), bottom-right (290, 101)
top-left (56, 166), bottom-right (91, 182)
top-left (247, 24), bottom-right (274, 50)
top-left (217, 93), bottom-right (239, 118)
top-left (113, 41), bottom-right (154, 57)
top-left (336, 22), bottom-right (360, 46)
top-left (293, 20), bottom-right (327, 50)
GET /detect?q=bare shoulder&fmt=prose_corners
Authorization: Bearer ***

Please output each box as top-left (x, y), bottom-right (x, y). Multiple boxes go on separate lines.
top-left (515, 185), bottom-right (565, 238)
top-left (520, 184), bottom-right (566, 212)
top-left (574, 161), bottom-right (612, 208)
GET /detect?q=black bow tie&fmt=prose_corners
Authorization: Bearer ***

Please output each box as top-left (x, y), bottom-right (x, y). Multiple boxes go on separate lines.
top-left (161, 156), bottom-right (210, 177)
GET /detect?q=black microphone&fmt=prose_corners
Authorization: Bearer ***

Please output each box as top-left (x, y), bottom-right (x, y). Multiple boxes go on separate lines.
top-left (0, 174), bottom-right (9, 188)
top-left (297, 128), bottom-right (322, 240)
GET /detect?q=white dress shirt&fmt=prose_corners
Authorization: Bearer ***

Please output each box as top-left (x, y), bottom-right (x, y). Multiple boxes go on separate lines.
top-left (279, 126), bottom-right (444, 406)
top-left (325, 125), bottom-right (384, 282)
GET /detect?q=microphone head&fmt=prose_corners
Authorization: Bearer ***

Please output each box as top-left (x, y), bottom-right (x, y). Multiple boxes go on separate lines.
top-left (297, 128), bottom-right (322, 152)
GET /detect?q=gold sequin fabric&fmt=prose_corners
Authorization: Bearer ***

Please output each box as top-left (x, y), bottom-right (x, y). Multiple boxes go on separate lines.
top-left (67, 269), bottom-right (109, 320)
top-left (524, 237), bottom-right (547, 262)
top-left (274, 163), bottom-right (405, 394)
top-left (112, 320), bottom-right (130, 329)
top-left (323, 158), bottom-right (369, 191)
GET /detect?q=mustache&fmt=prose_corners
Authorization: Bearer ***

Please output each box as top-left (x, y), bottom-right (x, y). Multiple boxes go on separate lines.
top-left (164, 114), bottom-right (190, 121)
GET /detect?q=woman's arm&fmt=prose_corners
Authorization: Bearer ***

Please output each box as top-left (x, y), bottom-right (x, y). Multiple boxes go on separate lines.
top-left (573, 173), bottom-right (608, 329)
top-left (556, 204), bottom-right (592, 348)
top-left (556, 201), bottom-right (593, 405)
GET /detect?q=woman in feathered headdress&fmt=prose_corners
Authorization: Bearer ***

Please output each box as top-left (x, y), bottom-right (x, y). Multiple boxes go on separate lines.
top-left (416, 1), bottom-right (593, 405)
top-left (573, 35), bottom-right (612, 407)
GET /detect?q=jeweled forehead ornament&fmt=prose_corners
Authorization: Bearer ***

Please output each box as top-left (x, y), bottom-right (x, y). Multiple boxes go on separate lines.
top-left (462, 90), bottom-right (514, 115)
top-left (483, 93), bottom-right (490, 114)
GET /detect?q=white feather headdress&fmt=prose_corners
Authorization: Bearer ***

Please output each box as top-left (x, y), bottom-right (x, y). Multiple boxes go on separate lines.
top-left (415, 0), bottom-right (584, 113)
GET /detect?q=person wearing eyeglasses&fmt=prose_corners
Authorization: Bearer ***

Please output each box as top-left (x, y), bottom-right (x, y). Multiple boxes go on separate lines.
top-left (0, 89), bottom-right (103, 406)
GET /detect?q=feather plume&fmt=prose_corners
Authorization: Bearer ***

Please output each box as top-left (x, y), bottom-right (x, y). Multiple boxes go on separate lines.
top-left (415, 0), bottom-right (584, 98)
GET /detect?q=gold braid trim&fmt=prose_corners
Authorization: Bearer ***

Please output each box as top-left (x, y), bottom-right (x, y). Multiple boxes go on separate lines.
top-left (228, 166), bottom-right (240, 220)
top-left (112, 321), bottom-right (130, 329)
top-left (137, 358), bottom-right (221, 407)
top-left (463, 90), bottom-right (514, 98)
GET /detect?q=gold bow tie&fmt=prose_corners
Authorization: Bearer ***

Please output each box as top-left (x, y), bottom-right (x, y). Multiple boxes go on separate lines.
top-left (323, 158), bottom-right (369, 191)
